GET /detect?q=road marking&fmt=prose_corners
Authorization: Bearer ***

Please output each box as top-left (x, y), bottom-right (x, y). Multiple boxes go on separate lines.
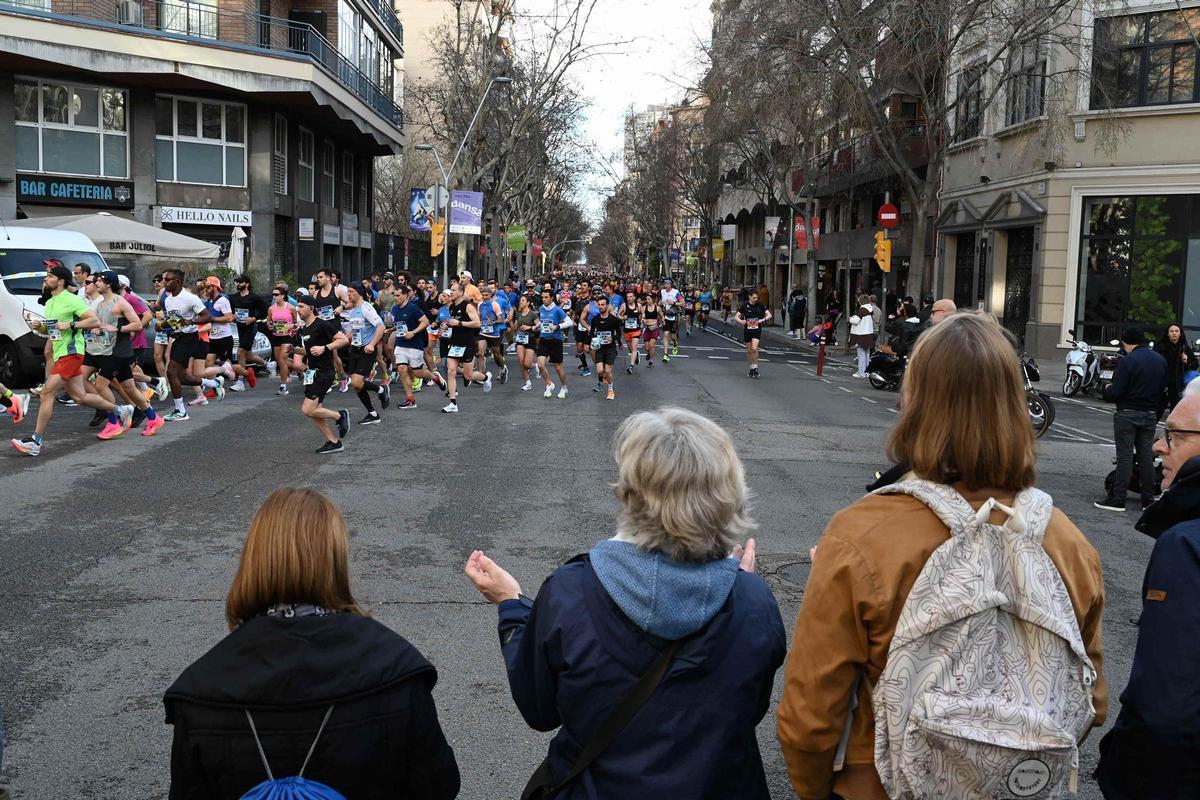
top-left (1055, 422), bottom-right (1112, 443)
top-left (1087, 406), bottom-right (1110, 414)
top-left (861, 397), bottom-right (877, 404)
top-left (838, 386), bottom-right (852, 393)
top-left (707, 355), bottom-right (729, 360)
top-left (887, 407), bottom-right (899, 413)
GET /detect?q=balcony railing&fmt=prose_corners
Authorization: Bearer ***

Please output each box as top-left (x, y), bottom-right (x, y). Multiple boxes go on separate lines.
top-left (0, 0), bottom-right (403, 130)
top-left (795, 124), bottom-right (931, 195)
top-left (358, 0), bottom-right (402, 50)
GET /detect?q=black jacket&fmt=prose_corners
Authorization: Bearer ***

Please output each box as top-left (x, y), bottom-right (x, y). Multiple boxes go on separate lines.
top-left (164, 613), bottom-right (460, 800)
top-left (1103, 344), bottom-right (1166, 411)
top-left (1096, 456), bottom-right (1200, 796)
top-left (1159, 337), bottom-right (1197, 402)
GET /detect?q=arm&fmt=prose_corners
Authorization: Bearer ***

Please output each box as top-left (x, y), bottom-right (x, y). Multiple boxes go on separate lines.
top-left (1103, 355), bottom-right (1132, 402)
top-left (212, 299), bottom-right (235, 324)
top-left (400, 683), bottom-right (461, 800)
top-left (167, 718), bottom-right (215, 800)
top-left (362, 305), bottom-right (385, 350)
top-left (498, 593), bottom-right (563, 732)
top-left (115, 298), bottom-right (144, 332)
top-left (462, 303), bottom-right (481, 329)
top-left (763, 308), bottom-right (774, 324)
top-left (71, 309), bottom-right (102, 330)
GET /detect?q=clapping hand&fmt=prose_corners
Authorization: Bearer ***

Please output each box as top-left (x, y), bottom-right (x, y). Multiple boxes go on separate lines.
top-left (465, 550), bottom-right (522, 604)
top-left (731, 538), bottom-right (757, 573)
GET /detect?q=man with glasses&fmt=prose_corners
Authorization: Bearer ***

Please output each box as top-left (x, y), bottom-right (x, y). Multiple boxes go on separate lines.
top-left (1096, 326), bottom-right (1167, 512)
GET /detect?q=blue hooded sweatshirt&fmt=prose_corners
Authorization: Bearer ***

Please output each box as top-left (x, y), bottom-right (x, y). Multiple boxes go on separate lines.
top-left (495, 542), bottom-right (786, 800)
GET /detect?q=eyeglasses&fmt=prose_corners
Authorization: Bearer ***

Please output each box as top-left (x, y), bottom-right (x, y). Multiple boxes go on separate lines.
top-left (1163, 428), bottom-right (1200, 450)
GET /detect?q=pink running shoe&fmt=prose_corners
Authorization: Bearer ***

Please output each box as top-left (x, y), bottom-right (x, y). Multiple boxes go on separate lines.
top-left (142, 415), bottom-right (166, 437)
top-left (97, 420), bottom-right (125, 440)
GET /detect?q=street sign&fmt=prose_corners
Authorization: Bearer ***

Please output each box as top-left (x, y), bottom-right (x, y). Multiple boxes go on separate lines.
top-left (426, 183), bottom-right (448, 210)
top-left (877, 203), bottom-right (900, 229)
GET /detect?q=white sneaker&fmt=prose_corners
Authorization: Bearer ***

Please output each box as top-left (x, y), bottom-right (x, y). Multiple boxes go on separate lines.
top-left (544, 384), bottom-right (554, 398)
top-left (441, 401), bottom-right (459, 413)
top-left (229, 379), bottom-right (247, 392)
top-left (533, 365), bottom-right (541, 378)
top-left (188, 395), bottom-right (209, 406)
top-left (522, 380), bottom-right (532, 391)
top-left (786, 331), bottom-right (797, 338)
top-left (852, 372), bottom-right (866, 378)
top-left (220, 362), bottom-right (236, 381)
top-left (483, 371), bottom-right (493, 393)
top-left (557, 386), bottom-right (569, 399)
top-left (154, 378), bottom-right (170, 401)
top-left (267, 361), bottom-right (277, 377)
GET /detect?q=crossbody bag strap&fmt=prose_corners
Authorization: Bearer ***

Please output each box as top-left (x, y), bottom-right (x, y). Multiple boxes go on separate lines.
top-left (552, 638), bottom-right (684, 793)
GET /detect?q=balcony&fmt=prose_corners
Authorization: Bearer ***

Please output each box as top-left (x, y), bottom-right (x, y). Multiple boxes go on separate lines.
top-left (794, 124), bottom-right (931, 198)
top-left (0, 0), bottom-right (402, 130)
top-left (357, 0), bottom-right (402, 51)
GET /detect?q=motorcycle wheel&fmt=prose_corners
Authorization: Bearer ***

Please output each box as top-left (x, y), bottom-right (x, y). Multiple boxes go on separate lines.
top-left (1063, 371), bottom-right (1082, 397)
top-left (1038, 391), bottom-right (1056, 428)
top-left (868, 372), bottom-right (892, 391)
top-left (1028, 391), bottom-right (1052, 438)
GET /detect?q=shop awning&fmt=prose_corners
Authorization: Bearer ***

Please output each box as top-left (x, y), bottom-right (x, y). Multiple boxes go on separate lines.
top-left (9, 211), bottom-right (219, 259)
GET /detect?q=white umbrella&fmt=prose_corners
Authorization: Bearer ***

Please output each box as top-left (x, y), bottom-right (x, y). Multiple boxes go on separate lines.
top-left (227, 226), bottom-right (246, 272)
top-left (10, 211), bottom-right (219, 259)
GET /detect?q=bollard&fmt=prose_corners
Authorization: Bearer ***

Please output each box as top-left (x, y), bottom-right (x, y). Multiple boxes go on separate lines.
top-left (816, 335), bottom-right (826, 376)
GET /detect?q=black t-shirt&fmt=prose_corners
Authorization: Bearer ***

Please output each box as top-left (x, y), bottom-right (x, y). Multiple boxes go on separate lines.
top-left (739, 303), bottom-right (767, 328)
top-left (299, 319), bottom-right (342, 371)
top-left (591, 312), bottom-right (623, 347)
top-left (229, 291), bottom-right (266, 325)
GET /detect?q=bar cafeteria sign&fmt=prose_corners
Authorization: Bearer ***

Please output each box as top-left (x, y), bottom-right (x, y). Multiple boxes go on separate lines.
top-left (17, 173), bottom-right (134, 209)
top-left (159, 206), bottom-right (252, 226)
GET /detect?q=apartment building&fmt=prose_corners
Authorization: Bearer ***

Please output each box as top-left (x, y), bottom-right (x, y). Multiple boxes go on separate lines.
top-left (938, 1), bottom-right (1200, 357)
top-left (0, 0), bottom-right (404, 286)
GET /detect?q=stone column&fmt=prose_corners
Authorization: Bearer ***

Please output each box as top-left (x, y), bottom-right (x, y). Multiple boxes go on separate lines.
top-left (0, 73), bottom-right (15, 220)
top-left (247, 107), bottom-right (275, 285)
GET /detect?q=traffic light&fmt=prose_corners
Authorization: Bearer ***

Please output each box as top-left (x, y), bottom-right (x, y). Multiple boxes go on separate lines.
top-left (874, 230), bottom-right (892, 273)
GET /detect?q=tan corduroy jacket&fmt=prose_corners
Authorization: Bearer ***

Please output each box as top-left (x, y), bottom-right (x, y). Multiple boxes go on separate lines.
top-left (776, 485), bottom-right (1108, 800)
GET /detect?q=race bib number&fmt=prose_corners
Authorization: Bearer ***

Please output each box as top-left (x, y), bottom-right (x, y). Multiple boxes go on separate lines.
top-left (154, 330), bottom-right (168, 346)
top-left (235, 308), bottom-right (249, 322)
top-left (515, 332), bottom-right (529, 344)
top-left (396, 323), bottom-right (408, 336)
top-left (624, 318), bottom-right (638, 330)
top-left (274, 321), bottom-right (289, 335)
top-left (540, 321), bottom-right (553, 334)
top-left (701, 304), bottom-right (710, 312)
top-left (350, 319), bottom-right (365, 347)
top-left (481, 323), bottom-right (495, 335)
top-left (318, 306), bottom-right (335, 321)
top-left (303, 368), bottom-right (316, 386)
top-left (83, 329), bottom-right (95, 343)
top-left (600, 332), bottom-right (613, 345)
top-left (747, 320), bottom-right (761, 330)
top-left (448, 345), bottom-right (467, 359)
top-left (47, 321), bottom-right (62, 341)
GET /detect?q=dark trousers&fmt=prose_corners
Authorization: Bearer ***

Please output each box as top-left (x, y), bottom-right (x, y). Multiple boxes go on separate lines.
top-left (1112, 408), bottom-right (1158, 502)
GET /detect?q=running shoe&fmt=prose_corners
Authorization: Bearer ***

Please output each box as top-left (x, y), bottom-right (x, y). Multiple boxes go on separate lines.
top-left (155, 378), bottom-right (170, 401)
top-left (11, 435), bottom-right (41, 456)
top-left (337, 376), bottom-right (349, 393)
top-left (483, 371), bottom-right (493, 393)
top-left (130, 407), bottom-right (146, 430)
top-left (382, 371), bottom-right (392, 386)
top-left (188, 395), bottom-right (209, 406)
top-left (164, 410), bottom-right (190, 422)
top-left (398, 398), bottom-right (417, 409)
top-left (521, 380), bottom-right (532, 391)
top-left (267, 361), bottom-right (277, 377)
top-left (411, 378), bottom-right (420, 392)
top-left (203, 389), bottom-right (217, 400)
top-left (358, 412), bottom-right (381, 425)
top-left (533, 365), bottom-right (541, 378)
top-left (120, 405), bottom-right (134, 431)
top-left (377, 383), bottom-right (391, 410)
top-left (8, 393), bottom-right (30, 424)
top-left (29, 383), bottom-right (44, 397)
top-left (499, 366), bottom-right (508, 384)
top-left (56, 393), bottom-right (76, 406)
top-left (97, 420), bottom-right (125, 440)
top-left (672, 346), bottom-right (680, 356)
top-left (142, 415), bottom-right (165, 436)
top-left (316, 440), bottom-right (344, 454)
top-left (276, 386), bottom-right (289, 397)
top-left (143, 387), bottom-right (156, 403)
top-left (607, 388), bottom-right (615, 400)
top-left (337, 409), bottom-right (351, 440)
top-left (626, 366), bottom-right (634, 375)
top-left (581, 369), bottom-right (592, 377)
top-left (593, 383), bottom-right (603, 393)
top-left (431, 372), bottom-right (446, 390)
top-left (647, 359), bottom-right (653, 368)
top-left (220, 362), bottom-right (236, 381)
top-left (662, 354), bottom-right (670, 363)
top-left (213, 383), bottom-right (225, 401)
top-left (245, 369), bottom-right (257, 389)
top-left (557, 386), bottom-right (569, 399)
top-left (413, 379), bottom-right (424, 392)
top-left (89, 409), bottom-right (107, 428)
top-left (228, 379), bottom-right (247, 392)
top-left (544, 385), bottom-right (555, 398)
top-left (441, 401), bottom-right (459, 413)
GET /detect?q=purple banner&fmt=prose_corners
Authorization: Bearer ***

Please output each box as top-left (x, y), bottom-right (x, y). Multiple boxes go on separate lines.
top-left (448, 190), bottom-right (484, 235)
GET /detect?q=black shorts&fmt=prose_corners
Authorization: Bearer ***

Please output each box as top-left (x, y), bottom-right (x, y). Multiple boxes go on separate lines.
top-left (345, 347), bottom-right (376, 377)
top-left (303, 368), bottom-right (336, 402)
top-left (236, 324), bottom-right (257, 351)
top-left (686, 308), bottom-right (696, 317)
top-left (438, 337), bottom-right (452, 359)
top-left (268, 333), bottom-right (292, 349)
top-left (744, 330), bottom-right (762, 343)
top-left (84, 352), bottom-right (111, 373)
top-left (169, 334), bottom-right (205, 365)
top-left (595, 346), bottom-right (618, 365)
top-left (133, 347), bottom-right (148, 370)
top-left (664, 319), bottom-right (678, 332)
top-left (210, 336), bottom-right (234, 362)
top-left (537, 337), bottom-right (564, 363)
top-left (107, 354), bottom-right (135, 382)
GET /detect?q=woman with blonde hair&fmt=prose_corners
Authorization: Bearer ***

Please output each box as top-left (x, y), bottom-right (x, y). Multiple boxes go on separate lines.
top-left (776, 313), bottom-right (1107, 800)
top-left (164, 488), bottom-right (459, 799)
top-left (466, 407), bottom-right (786, 799)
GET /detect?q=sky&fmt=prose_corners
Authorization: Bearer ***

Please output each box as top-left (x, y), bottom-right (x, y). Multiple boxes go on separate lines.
top-left (532, 0), bottom-right (713, 222)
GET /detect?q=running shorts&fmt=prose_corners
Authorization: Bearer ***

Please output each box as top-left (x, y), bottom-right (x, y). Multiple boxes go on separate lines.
top-left (169, 334), bottom-right (205, 365)
top-left (209, 336), bottom-right (234, 362)
top-left (51, 353), bottom-right (85, 379)
top-left (537, 338), bottom-right (564, 363)
top-left (304, 368), bottom-right (336, 402)
top-left (393, 347), bottom-right (425, 369)
top-left (744, 330), bottom-right (762, 343)
top-left (643, 327), bottom-right (661, 340)
top-left (664, 319), bottom-right (678, 333)
top-left (236, 324), bottom-right (257, 351)
top-left (83, 353), bottom-right (112, 373)
top-left (345, 346), bottom-right (376, 377)
top-left (595, 346), bottom-right (618, 366)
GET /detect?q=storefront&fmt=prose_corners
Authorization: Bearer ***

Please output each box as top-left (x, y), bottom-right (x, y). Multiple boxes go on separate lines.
top-left (157, 205), bottom-right (252, 265)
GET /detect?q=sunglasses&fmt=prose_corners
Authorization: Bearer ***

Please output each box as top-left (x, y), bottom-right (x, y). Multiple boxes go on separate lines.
top-left (272, 292), bottom-right (283, 297)
top-left (84, 279), bottom-right (96, 285)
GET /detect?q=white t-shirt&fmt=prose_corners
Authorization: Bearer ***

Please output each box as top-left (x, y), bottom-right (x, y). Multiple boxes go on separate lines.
top-left (164, 289), bottom-right (208, 334)
top-left (661, 288), bottom-right (681, 308)
top-left (210, 295), bottom-right (233, 339)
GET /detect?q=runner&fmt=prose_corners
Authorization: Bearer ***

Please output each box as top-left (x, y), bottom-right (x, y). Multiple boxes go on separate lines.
top-left (149, 273), bottom-right (172, 385)
top-left (313, 269), bottom-right (350, 392)
top-left (341, 282), bottom-right (390, 425)
top-left (294, 295), bottom-right (351, 454)
top-left (11, 264), bottom-right (132, 456)
top-left (642, 295), bottom-right (662, 368)
top-left (158, 269), bottom-right (218, 421)
top-left (572, 280), bottom-right (592, 377)
top-left (589, 295), bottom-right (623, 400)
top-left (389, 284), bottom-right (445, 409)
top-left (622, 296), bottom-right (642, 374)
top-left (441, 283), bottom-right (489, 414)
top-left (0, 383), bottom-right (30, 424)
top-left (684, 284), bottom-right (699, 337)
top-left (198, 276), bottom-right (238, 401)
top-left (512, 294), bottom-right (539, 390)
top-left (265, 289), bottom-right (298, 396)
top-left (229, 275), bottom-right (266, 391)
top-left (476, 285), bottom-right (505, 379)
top-left (536, 288), bottom-right (570, 399)
top-left (735, 290), bottom-right (772, 379)
top-left (660, 279), bottom-right (683, 361)
top-left (117, 276), bottom-right (163, 403)
top-left (697, 284), bottom-right (714, 332)
top-left (90, 271), bottom-right (162, 436)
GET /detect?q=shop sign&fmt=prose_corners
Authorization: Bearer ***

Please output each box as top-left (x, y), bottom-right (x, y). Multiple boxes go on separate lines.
top-left (322, 224), bottom-right (341, 245)
top-left (298, 218), bottom-right (315, 240)
top-left (342, 228), bottom-right (359, 247)
top-left (17, 173), bottom-right (134, 209)
top-left (159, 206), bottom-right (252, 226)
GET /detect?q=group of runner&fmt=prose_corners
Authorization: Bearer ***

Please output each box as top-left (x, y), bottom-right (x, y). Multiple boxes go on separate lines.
top-left (7, 263), bottom-right (776, 456)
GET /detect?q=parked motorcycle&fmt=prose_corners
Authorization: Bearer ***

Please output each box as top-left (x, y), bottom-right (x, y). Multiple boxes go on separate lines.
top-left (1104, 454), bottom-right (1165, 499)
top-left (1023, 355), bottom-right (1055, 438)
top-left (1063, 330), bottom-right (1100, 396)
top-left (867, 316), bottom-right (922, 391)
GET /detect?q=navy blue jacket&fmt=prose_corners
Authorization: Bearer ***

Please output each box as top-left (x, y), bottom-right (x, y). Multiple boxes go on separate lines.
top-left (1103, 344), bottom-right (1166, 411)
top-left (1095, 456), bottom-right (1200, 796)
top-left (496, 556), bottom-right (786, 800)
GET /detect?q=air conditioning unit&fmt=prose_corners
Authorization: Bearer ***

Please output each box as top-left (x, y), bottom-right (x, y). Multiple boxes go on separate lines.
top-left (117, 0), bottom-right (143, 25)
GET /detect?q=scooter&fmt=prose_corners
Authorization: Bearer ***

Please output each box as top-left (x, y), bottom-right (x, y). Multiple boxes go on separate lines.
top-left (1105, 454), bottom-right (1165, 499)
top-left (867, 316), bottom-right (921, 391)
top-left (1063, 330), bottom-right (1099, 396)
top-left (1023, 355), bottom-right (1055, 438)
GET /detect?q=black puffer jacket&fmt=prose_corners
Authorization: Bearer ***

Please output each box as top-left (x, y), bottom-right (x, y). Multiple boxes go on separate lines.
top-left (164, 613), bottom-right (460, 799)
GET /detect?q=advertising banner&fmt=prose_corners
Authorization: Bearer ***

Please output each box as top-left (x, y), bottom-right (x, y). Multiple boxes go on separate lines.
top-left (448, 190), bottom-right (484, 234)
top-left (507, 224), bottom-right (527, 250)
top-left (794, 216), bottom-right (821, 250)
top-left (409, 188), bottom-right (432, 232)
top-left (712, 239), bottom-right (725, 260)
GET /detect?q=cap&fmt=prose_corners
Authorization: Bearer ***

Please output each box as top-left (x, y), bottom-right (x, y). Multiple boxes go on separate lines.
top-left (296, 293), bottom-right (317, 307)
top-left (48, 264), bottom-right (74, 286)
top-left (205, 275), bottom-right (223, 290)
top-left (460, 270), bottom-right (473, 281)
top-left (95, 270), bottom-right (121, 288)
top-left (1121, 326), bottom-right (1147, 346)
top-left (348, 281), bottom-right (368, 297)
top-left (117, 274), bottom-right (131, 288)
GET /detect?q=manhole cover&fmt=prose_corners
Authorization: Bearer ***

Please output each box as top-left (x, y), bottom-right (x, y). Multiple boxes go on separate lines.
top-left (775, 559), bottom-right (811, 589)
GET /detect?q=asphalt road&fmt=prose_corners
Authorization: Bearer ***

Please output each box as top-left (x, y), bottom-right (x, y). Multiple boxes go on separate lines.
top-left (0, 322), bottom-right (1149, 799)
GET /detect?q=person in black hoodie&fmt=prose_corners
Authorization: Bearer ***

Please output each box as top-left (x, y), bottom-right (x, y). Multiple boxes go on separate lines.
top-left (164, 488), bottom-right (459, 799)
top-left (1096, 326), bottom-right (1167, 512)
top-left (1159, 323), bottom-right (1197, 411)
top-left (1095, 393), bottom-right (1200, 797)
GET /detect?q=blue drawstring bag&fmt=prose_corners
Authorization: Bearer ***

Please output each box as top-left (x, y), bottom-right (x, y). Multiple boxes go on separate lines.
top-left (240, 706), bottom-right (346, 800)
top-left (1184, 369), bottom-right (1199, 386)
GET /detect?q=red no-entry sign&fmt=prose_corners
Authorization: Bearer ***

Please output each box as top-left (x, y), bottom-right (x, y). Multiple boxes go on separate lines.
top-left (877, 203), bottom-right (900, 229)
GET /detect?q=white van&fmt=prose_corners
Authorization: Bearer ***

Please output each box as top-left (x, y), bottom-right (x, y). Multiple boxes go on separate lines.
top-left (0, 227), bottom-right (108, 387)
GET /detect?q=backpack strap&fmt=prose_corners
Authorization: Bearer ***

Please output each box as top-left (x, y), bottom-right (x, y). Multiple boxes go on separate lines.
top-left (243, 704), bottom-right (335, 781)
top-left (872, 479), bottom-right (980, 536)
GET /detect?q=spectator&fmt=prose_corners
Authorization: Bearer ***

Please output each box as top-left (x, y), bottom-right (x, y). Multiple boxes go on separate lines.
top-left (787, 287), bottom-right (808, 338)
top-left (916, 291), bottom-right (934, 324)
top-left (465, 407), bottom-right (786, 800)
top-left (849, 294), bottom-right (876, 378)
top-left (868, 293), bottom-right (883, 336)
top-left (1096, 326), bottom-right (1168, 512)
top-left (777, 313), bottom-right (1106, 800)
top-left (164, 488), bottom-right (459, 800)
top-left (1159, 323), bottom-right (1197, 410)
top-left (928, 298), bottom-right (956, 326)
top-left (1095, 393), bottom-right (1200, 797)
top-left (807, 315), bottom-right (825, 345)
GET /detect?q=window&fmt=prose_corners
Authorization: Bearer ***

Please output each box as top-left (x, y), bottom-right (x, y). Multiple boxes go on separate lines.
top-left (273, 114), bottom-right (288, 195)
top-left (1091, 9), bottom-right (1200, 108)
top-left (1006, 42), bottom-right (1047, 125)
top-left (297, 128), bottom-right (315, 202)
top-left (15, 78), bottom-right (128, 178)
top-left (342, 151), bottom-right (354, 211)
top-left (323, 141), bottom-right (336, 206)
top-left (1075, 194), bottom-right (1200, 343)
top-left (155, 95), bottom-right (246, 186)
top-left (954, 63), bottom-right (985, 141)
top-left (338, 0), bottom-right (361, 66)
top-left (160, 0), bottom-right (217, 38)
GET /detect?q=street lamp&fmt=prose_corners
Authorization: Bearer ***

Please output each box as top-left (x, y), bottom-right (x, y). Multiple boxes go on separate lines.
top-left (415, 75), bottom-right (512, 289)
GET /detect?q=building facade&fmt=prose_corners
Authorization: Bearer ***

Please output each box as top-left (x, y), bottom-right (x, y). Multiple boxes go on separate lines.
top-left (0, 0), bottom-right (404, 288)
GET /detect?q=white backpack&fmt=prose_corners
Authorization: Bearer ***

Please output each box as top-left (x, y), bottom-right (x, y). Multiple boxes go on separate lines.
top-left (871, 480), bottom-right (1097, 800)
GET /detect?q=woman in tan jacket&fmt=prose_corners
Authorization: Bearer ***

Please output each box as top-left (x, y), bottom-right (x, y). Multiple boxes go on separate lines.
top-left (776, 313), bottom-right (1107, 800)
